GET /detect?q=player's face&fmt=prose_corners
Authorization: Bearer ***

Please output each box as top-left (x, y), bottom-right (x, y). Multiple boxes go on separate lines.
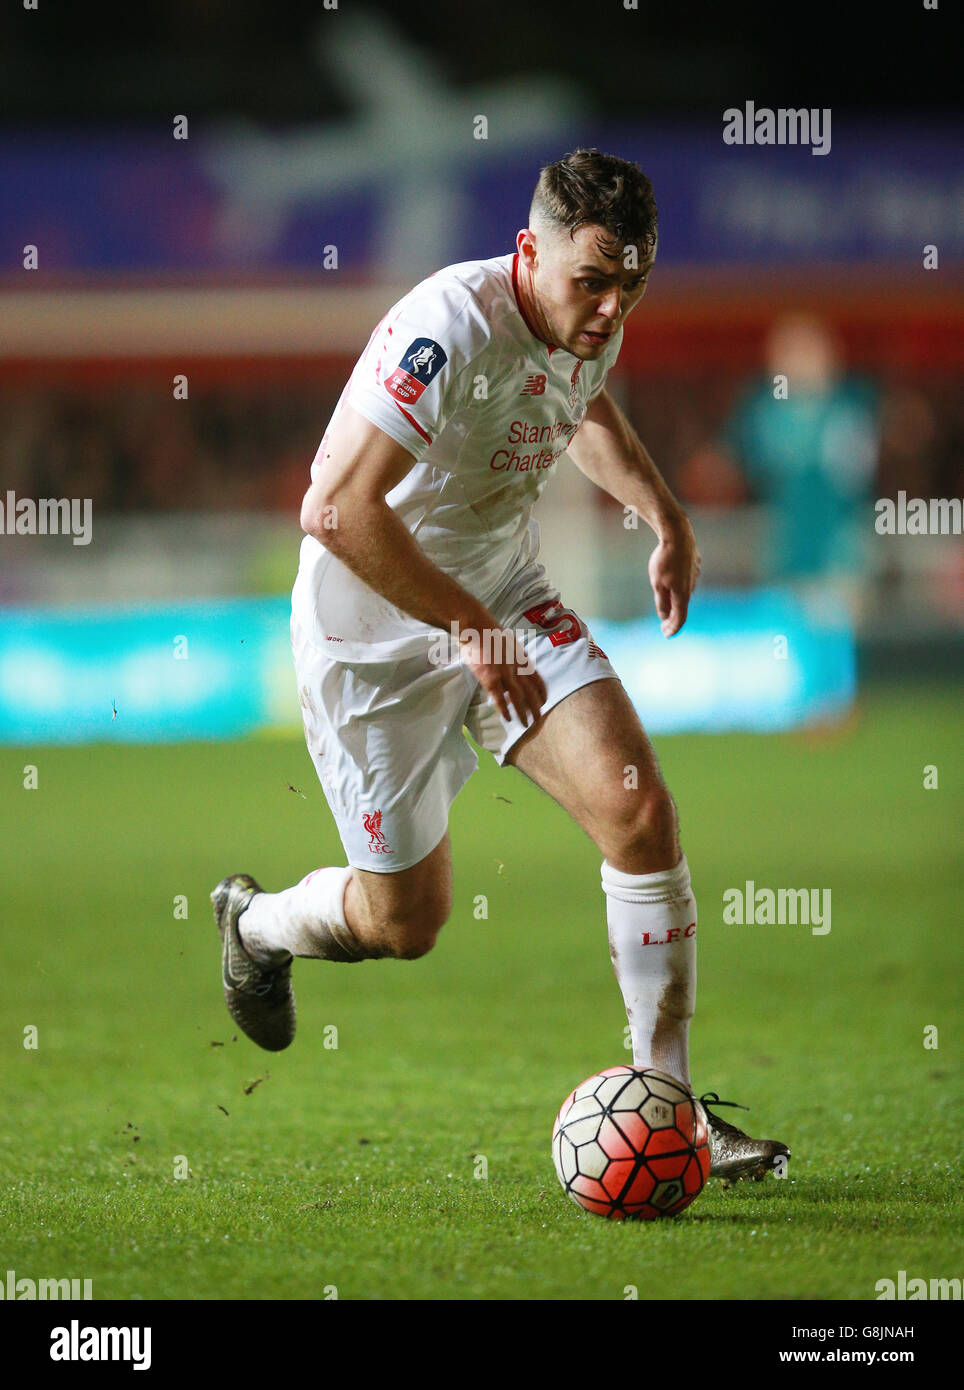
top-left (527, 224), bottom-right (655, 359)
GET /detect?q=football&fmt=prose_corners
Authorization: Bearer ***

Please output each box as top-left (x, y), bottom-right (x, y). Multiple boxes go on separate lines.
top-left (552, 1066), bottom-right (711, 1220)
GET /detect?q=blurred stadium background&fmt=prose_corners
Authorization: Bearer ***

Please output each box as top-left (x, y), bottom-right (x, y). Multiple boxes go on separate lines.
top-left (0, 0), bottom-right (961, 737)
top-left (1, 0), bottom-right (962, 1309)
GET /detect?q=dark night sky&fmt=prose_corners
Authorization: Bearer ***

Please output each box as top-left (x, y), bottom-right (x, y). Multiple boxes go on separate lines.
top-left (0, 0), bottom-right (958, 124)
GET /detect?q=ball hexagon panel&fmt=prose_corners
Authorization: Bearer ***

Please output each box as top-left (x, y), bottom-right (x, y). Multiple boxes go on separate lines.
top-left (648, 1153), bottom-right (692, 1182)
top-left (597, 1115), bottom-right (636, 1160)
top-left (575, 1139), bottom-right (609, 1180)
top-left (607, 1109), bottom-right (649, 1153)
top-left (639, 1094), bottom-right (676, 1130)
top-left (644, 1125), bottom-right (691, 1158)
top-left (554, 1132), bottom-right (578, 1184)
top-left (563, 1112), bottom-right (606, 1147)
top-left (570, 1173), bottom-right (610, 1206)
top-left (599, 1158), bottom-right (635, 1201)
top-left (650, 1178), bottom-right (686, 1210)
top-left (621, 1164), bottom-right (657, 1207)
top-left (682, 1153), bottom-right (708, 1196)
top-left (674, 1097), bottom-right (707, 1146)
top-left (644, 1071), bottom-right (691, 1104)
top-left (568, 1189), bottom-right (611, 1217)
top-left (594, 1073), bottom-right (636, 1109)
top-left (610, 1076), bottom-right (649, 1112)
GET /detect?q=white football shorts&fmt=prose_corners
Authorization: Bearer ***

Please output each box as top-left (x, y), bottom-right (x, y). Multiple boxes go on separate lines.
top-left (291, 561), bottom-right (618, 873)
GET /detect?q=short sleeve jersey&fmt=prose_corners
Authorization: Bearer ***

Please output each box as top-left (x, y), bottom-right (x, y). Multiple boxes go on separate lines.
top-left (292, 252), bottom-right (623, 661)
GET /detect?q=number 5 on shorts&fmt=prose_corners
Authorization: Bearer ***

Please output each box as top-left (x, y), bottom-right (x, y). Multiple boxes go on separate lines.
top-left (522, 600), bottom-right (583, 647)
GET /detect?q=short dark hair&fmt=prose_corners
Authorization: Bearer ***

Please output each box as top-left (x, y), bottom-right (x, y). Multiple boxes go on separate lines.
top-left (531, 148), bottom-right (658, 260)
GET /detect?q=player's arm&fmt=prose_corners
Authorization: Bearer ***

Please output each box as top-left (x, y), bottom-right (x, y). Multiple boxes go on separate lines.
top-left (566, 388), bottom-right (701, 637)
top-left (300, 403), bottom-right (546, 725)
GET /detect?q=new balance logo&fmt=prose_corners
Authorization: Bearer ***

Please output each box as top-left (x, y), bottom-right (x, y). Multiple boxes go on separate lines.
top-left (520, 374), bottom-right (546, 396)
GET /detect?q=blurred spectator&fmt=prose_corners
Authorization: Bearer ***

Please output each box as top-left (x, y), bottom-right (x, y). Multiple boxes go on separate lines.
top-left (683, 315), bottom-right (880, 596)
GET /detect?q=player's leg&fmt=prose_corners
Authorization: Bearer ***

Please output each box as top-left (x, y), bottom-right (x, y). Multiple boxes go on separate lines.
top-left (345, 832), bottom-right (453, 959)
top-left (244, 613), bottom-right (472, 957)
top-left (238, 831), bottom-right (452, 964)
top-left (506, 674), bottom-right (679, 872)
top-left (502, 668), bottom-right (789, 1178)
top-left (505, 675), bottom-right (696, 1088)
top-left (213, 623), bottom-right (478, 1050)
top-left (213, 835), bottom-right (452, 1053)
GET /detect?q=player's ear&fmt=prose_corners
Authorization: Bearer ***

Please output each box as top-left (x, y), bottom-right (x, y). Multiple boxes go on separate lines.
top-left (517, 227), bottom-right (537, 266)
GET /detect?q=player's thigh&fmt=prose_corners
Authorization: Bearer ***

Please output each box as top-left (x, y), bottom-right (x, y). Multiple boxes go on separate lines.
top-left (506, 673), bottom-right (660, 806)
top-left (292, 613), bottom-right (477, 875)
top-left (506, 676), bottom-right (678, 864)
top-left (348, 830), bottom-right (453, 938)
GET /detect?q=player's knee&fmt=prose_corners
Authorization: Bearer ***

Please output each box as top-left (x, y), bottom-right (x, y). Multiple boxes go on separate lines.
top-left (393, 930), bottom-right (438, 961)
top-left (390, 914), bottom-right (447, 960)
top-left (605, 782), bottom-right (679, 866)
top-left (385, 889), bottom-right (451, 960)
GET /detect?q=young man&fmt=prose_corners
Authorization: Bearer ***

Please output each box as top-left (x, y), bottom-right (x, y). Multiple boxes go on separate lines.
top-left (212, 149), bottom-right (788, 1181)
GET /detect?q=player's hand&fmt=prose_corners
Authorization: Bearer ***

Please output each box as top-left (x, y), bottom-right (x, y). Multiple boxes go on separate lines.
top-left (648, 513), bottom-right (701, 637)
top-left (460, 628), bottom-right (547, 727)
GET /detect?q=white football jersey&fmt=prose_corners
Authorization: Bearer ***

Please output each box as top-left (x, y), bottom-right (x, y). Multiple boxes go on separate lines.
top-left (292, 252), bottom-right (623, 661)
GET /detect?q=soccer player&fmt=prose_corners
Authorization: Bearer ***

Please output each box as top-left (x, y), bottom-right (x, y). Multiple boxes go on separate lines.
top-left (212, 149), bottom-right (788, 1181)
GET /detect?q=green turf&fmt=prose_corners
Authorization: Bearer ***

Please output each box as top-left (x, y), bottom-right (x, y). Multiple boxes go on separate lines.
top-left (1, 686), bottom-right (961, 1300)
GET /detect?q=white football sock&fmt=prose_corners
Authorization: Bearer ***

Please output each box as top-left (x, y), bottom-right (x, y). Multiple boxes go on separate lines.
top-left (602, 855), bottom-right (697, 1089)
top-left (239, 866), bottom-right (366, 963)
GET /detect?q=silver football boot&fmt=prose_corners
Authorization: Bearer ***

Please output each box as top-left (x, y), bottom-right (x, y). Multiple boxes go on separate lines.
top-left (211, 874), bottom-right (296, 1052)
top-left (698, 1092), bottom-right (790, 1181)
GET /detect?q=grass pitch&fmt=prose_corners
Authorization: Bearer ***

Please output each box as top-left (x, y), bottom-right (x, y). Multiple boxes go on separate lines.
top-left (2, 686), bottom-right (961, 1300)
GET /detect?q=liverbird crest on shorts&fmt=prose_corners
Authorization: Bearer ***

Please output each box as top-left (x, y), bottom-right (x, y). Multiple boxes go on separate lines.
top-left (362, 809), bottom-right (393, 854)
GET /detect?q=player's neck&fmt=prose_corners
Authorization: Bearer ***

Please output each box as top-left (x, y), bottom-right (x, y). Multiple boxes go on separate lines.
top-left (513, 255), bottom-right (558, 350)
